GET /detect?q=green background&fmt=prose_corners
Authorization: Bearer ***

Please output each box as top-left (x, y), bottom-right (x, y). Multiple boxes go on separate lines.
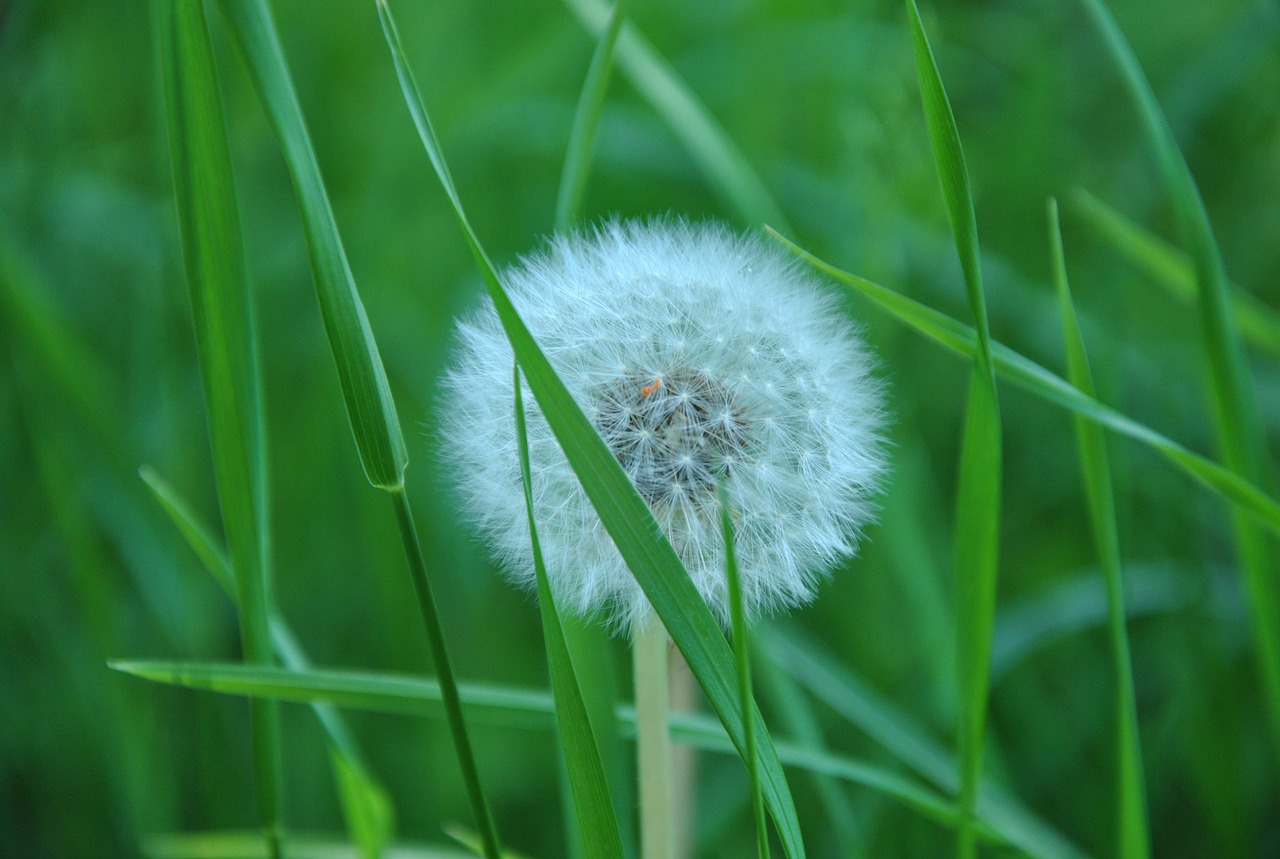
top-left (2, 0), bottom-right (1278, 855)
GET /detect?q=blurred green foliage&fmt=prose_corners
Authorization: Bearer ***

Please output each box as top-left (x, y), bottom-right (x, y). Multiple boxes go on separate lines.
top-left (2, 0), bottom-right (1279, 856)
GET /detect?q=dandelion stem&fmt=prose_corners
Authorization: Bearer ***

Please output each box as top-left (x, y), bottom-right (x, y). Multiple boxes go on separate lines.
top-left (635, 615), bottom-right (675, 859)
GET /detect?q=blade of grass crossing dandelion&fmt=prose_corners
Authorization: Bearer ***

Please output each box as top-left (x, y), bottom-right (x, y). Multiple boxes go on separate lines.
top-left (555, 0), bottom-right (625, 232)
top-left (212, 2), bottom-right (501, 852)
top-left (140, 466), bottom-right (394, 858)
top-left (905, 4), bottom-right (1001, 856)
top-left (1048, 200), bottom-right (1151, 859)
top-left (559, 0), bottom-right (791, 232)
top-left (1077, 0), bottom-right (1280, 764)
top-left (768, 230), bottom-right (1280, 542)
top-left (159, 2), bottom-right (281, 852)
top-left (1067, 190), bottom-right (1280, 361)
top-left (515, 365), bottom-right (627, 859)
top-left (720, 485), bottom-right (769, 858)
top-left (375, 4), bottom-right (805, 854)
top-left (554, 2), bottom-right (636, 839)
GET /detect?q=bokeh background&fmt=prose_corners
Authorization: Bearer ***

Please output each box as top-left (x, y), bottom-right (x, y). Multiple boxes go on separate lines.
top-left (3, 0), bottom-right (1280, 855)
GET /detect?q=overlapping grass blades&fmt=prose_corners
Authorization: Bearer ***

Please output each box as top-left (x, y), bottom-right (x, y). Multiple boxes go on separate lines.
top-left (108, 658), bottom-right (1019, 844)
top-left (140, 467), bottom-right (394, 858)
top-left (769, 230), bottom-right (1280, 537)
top-left (1077, 0), bottom-right (1280, 761)
top-left (376, 2), bottom-right (805, 853)
top-left (1048, 200), bottom-right (1150, 859)
top-left (720, 486), bottom-right (769, 857)
top-left (559, 0), bottom-right (791, 231)
top-left (157, 1), bottom-right (281, 851)
top-left (213, 0), bottom-right (406, 491)
top-left (1068, 190), bottom-right (1280, 360)
top-left (514, 367), bottom-right (626, 859)
top-left (763, 627), bottom-right (1090, 859)
top-left (905, 4), bottom-right (1002, 855)
top-left (204, 1), bottom-right (502, 854)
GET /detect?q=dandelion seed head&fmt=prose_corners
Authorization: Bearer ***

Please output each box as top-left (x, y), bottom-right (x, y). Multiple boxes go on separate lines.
top-left (440, 219), bottom-right (887, 632)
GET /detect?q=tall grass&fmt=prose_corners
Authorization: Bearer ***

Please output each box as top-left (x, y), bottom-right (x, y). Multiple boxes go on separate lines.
top-left (4, 0), bottom-right (1279, 856)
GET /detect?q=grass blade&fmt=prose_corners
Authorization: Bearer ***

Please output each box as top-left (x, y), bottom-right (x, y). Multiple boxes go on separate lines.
top-left (515, 365), bottom-right (626, 859)
top-left (158, 1), bottom-right (281, 851)
top-left (906, 4), bottom-right (1002, 855)
top-left (108, 658), bottom-right (1036, 849)
top-left (554, 0), bottom-right (625, 232)
top-left (1048, 199), bottom-right (1150, 859)
top-left (1077, 0), bottom-right (1280, 761)
top-left (213, 0), bottom-right (406, 491)
top-left (559, 0), bottom-right (791, 231)
top-left (212, 2), bottom-right (500, 850)
top-left (720, 485), bottom-right (769, 858)
top-left (376, 3), bottom-right (805, 855)
top-left (1067, 189), bottom-right (1280, 360)
top-left (769, 229), bottom-right (1280, 539)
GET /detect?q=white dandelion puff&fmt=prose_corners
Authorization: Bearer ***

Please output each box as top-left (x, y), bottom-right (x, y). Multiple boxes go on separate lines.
top-left (440, 219), bottom-right (887, 632)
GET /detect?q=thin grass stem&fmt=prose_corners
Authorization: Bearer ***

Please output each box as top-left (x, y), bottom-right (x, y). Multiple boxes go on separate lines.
top-left (635, 616), bottom-right (674, 859)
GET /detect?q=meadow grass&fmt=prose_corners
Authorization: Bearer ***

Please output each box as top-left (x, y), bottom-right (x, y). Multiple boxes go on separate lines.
top-left (3, 0), bottom-right (1279, 857)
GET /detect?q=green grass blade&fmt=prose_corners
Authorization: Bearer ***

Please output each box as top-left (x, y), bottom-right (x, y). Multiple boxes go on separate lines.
top-left (720, 486), bottom-right (769, 858)
top-left (1068, 189), bottom-right (1280, 360)
top-left (213, 1), bottom-right (498, 846)
top-left (1048, 199), bottom-right (1150, 859)
top-left (559, 0), bottom-right (791, 231)
top-left (213, 0), bottom-right (406, 491)
top-left (375, 4), bottom-right (805, 854)
top-left (142, 831), bottom-right (474, 859)
top-left (139, 466), bottom-right (394, 859)
top-left (769, 229), bottom-right (1280, 538)
top-left (1077, 0), bottom-right (1280, 761)
top-left (906, 5), bottom-right (1001, 855)
top-left (515, 365), bottom-right (626, 859)
top-left (549, 15), bottom-right (639, 833)
top-left (106, 659), bottom-right (1029, 849)
top-left (554, 0), bottom-right (625, 232)
top-left (158, 1), bottom-right (281, 851)
top-left (763, 628), bottom-right (1092, 859)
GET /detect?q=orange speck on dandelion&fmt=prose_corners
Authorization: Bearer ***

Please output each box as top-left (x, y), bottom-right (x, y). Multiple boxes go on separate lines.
top-left (641, 377), bottom-right (662, 397)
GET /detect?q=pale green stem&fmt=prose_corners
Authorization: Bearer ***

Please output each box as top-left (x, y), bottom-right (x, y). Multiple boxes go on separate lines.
top-left (635, 614), bottom-right (674, 859)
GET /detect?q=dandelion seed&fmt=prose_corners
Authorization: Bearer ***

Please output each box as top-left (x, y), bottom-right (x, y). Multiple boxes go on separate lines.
top-left (440, 219), bottom-right (886, 632)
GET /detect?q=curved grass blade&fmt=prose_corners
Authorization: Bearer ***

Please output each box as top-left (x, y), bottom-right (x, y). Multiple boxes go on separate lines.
top-left (763, 628), bottom-right (1092, 859)
top-left (212, 2), bottom-right (499, 851)
top-left (770, 229), bottom-right (1280, 538)
top-left (213, 0), bottom-right (405, 491)
top-left (720, 486), bottom-right (769, 858)
top-left (376, 3), bottom-right (805, 854)
top-left (906, 4), bottom-right (1001, 855)
top-left (158, 2), bottom-right (281, 851)
top-left (1067, 189), bottom-right (1280, 360)
top-left (559, 0), bottom-right (791, 232)
top-left (515, 366), bottom-right (626, 859)
top-left (1048, 200), bottom-right (1150, 859)
top-left (1077, 0), bottom-right (1280, 761)
top-left (107, 660), bottom-right (1004, 843)
top-left (140, 467), bottom-right (394, 859)
top-left (555, 0), bottom-right (625, 232)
